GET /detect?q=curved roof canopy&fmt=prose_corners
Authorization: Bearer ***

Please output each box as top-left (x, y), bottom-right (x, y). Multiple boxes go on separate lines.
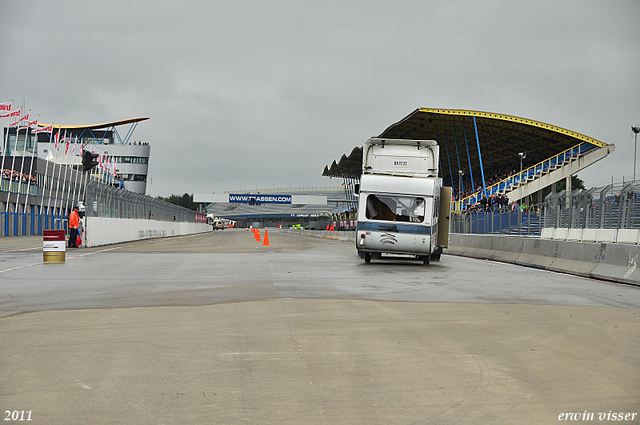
top-left (323, 108), bottom-right (608, 179)
top-left (38, 117), bottom-right (150, 130)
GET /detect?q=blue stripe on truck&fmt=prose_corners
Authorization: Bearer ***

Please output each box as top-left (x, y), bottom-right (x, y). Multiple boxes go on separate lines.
top-left (356, 221), bottom-right (432, 235)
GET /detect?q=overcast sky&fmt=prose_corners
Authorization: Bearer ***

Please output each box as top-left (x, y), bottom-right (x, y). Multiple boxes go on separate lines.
top-left (1, 1), bottom-right (639, 197)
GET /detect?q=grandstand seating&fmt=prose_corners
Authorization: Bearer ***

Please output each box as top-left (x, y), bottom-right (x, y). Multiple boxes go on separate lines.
top-left (454, 141), bottom-right (613, 212)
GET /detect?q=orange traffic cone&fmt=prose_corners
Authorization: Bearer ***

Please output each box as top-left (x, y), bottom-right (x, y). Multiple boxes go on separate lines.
top-left (262, 230), bottom-right (270, 246)
top-left (255, 229), bottom-right (261, 242)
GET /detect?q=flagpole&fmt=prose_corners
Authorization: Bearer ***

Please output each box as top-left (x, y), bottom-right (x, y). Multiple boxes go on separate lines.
top-left (64, 136), bottom-right (78, 211)
top-left (71, 136), bottom-right (82, 207)
top-left (8, 103), bottom-right (27, 197)
top-left (22, 115), bottom-right (39, 217)
top-left (62, 134), bottom-right (72, 214)
top-left (0, 101), bottom-right (13, 235)
top-left (42, 124), bottom-right (55, 221)
top-left (16, 110), bottom-right (32, 230)
top-left (52, 129), bottom-right (66, 228)
top-left (1, 100), bottom-right (13, 197)
top-left (61, 131), bottom-right (73, 219)
top-left (5, 110), bottom-right (26, 218)
top-left (108, 154), bottom-right (115, 186)
top-left (79, 147), bottom-right (89, 207)
top-left (46, 127), bottom-right (58, 218)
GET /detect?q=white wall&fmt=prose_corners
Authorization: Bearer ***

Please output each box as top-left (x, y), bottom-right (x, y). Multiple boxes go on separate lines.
top-left (84, 217), bottom-right (211, 247)
top-left (541, 227), bottom-right (639, 244)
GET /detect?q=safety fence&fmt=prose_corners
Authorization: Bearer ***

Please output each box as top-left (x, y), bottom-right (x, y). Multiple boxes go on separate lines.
top-left (0, 208), bottom-right (67, 236)
top-left (0, 177), bottom-right (205, 237)
top-left (84, 180), bottom-right (202, 223)
top-left (542, 182), bottom-right (640, 230)
top-left (451, 207), bottom-right (543, 236)
top-left (451, 182), bottom-right (640, 236)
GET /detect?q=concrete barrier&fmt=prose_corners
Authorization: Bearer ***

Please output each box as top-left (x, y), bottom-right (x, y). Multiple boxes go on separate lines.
top-left (446, 234), bottom-right (467, 257)
top-left (487, 236), bottom-right (524, 263)
top-left (540, 228), bottom-right (554, 239)
top-left (566, 228), bottom-right (583, 241)
top-left (541, 227), bottom-right (640, 245)
top-left (597, 229), bottom-right (618, 243)
top-left (84, 217), bottom-right (212, 247)
top-left (515, 238), bottom-right (557, 270)
top-left (617, 229), bottom-right (640, 245)
top-left (591, 243), bottom-right (640, 285)
top-left (447, 233), bottom-right (640, 286)
top-left (581, 228), bottom-right (599, 242)
top-left (452, 234), bottom-right (493, 260)
top-left (552, 228), bottom-right (568, 240)
top-left (548, 240), bottom-right (601, 277)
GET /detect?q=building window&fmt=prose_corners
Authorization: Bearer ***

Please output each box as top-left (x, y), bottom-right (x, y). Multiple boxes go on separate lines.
top-left (115, 156), bottom-right (148, 164)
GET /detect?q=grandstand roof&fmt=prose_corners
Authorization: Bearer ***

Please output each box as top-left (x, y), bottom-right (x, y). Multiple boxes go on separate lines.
top-left (323, 108), bottom-right (609, 181)
top-left (38, 117), bottom-right (150, 130)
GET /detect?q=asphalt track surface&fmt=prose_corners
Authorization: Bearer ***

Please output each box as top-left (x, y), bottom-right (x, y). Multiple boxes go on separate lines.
top-left (1, 229), bottom-right (639, 424)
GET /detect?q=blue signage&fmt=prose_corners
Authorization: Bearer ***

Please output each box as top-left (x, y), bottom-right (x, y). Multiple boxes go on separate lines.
top-left (229, 194), bottom-right (292, 204)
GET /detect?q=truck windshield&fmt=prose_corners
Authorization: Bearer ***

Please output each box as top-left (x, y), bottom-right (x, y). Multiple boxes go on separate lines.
top-left (365, 194), bottom-right (426, 223)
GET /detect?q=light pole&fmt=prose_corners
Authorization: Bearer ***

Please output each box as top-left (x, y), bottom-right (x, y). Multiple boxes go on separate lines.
top-left (518, 152), bottom-right (527, 207)
top-left (633, 126), bottom-right (640, 182)
top-left (458, 170), bottom-right (464, 201)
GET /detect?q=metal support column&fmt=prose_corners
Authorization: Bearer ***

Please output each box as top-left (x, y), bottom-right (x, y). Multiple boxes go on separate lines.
top-left (473, 116), bottom-right (487, 197)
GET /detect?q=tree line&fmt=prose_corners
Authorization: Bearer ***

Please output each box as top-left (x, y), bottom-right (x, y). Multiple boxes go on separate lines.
top-left (156, 193), bottom-right (199, 211)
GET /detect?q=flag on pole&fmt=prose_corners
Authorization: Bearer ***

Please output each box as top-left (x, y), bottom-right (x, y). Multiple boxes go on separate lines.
top-left (10, 113), bottom-right (29, 127)
top-left (71, 136), bottom-right (77, 156)
top-left (0, 102), bottom-right (12, 117)
top-left (27, 119), bottom-right (38, 128)
top-left (34, 125), bottom-right (53, 134)
top-left (64, 139), bottom-right (70, 154)
top-left (54, 129), bottom-right (60, 148)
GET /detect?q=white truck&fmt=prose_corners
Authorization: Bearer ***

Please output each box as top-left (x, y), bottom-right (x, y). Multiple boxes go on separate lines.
top-left (355, 138), bottom-right (451, 265)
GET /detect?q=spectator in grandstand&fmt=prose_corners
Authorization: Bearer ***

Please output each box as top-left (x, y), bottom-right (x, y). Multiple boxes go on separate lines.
top-left (480, 195), bottom-right (488, 211)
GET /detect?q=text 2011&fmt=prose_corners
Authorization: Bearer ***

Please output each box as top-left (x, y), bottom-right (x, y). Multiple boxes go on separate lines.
top-left (4, 411), bottom-right (32, 421)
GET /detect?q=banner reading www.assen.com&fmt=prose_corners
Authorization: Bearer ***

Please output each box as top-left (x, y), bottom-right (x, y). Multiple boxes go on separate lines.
top-left (228, 194), bottom-right (292, 204)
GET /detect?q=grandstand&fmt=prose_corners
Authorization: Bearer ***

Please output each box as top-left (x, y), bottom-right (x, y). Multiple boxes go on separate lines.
top-left (323, 108), bottom-right (615, 212)
top-left (207, 108), bottom-right (615, 228)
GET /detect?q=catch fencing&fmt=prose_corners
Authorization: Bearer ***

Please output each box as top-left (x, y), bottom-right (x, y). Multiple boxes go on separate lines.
top-left (84, 180), bottom-right (201, 223)
top-left (451, 182), bottom-right (640, 236)
top-left (0, 174), bottom-right (204, 237)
